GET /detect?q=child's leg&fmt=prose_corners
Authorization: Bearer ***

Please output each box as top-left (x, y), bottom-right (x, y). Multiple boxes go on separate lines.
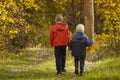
top-left (61, 46), bottom-right (66, 71)
top-left (54, 46), bottom-right (62, 74)
top-left (80, 56), bottom-right (85, 75)
top-left (74, 56), bottom-right (79, 74)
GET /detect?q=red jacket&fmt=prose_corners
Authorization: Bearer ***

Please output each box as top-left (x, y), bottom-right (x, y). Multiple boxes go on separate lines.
top-left (50, 23), bottom-right (70, 46)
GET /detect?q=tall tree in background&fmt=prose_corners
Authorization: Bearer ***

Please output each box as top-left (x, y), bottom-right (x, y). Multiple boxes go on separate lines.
top-left (66, 0), bottom-right (76, 32)
top-left (46, 0), bottom-right (57, 24)
top-left (80, 0), bottom-right (84, 24)
top-left (80, 0), bottom-right (94, 40)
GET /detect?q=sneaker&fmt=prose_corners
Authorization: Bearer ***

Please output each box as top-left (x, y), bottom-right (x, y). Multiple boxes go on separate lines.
top-left (61, 69), bottom-right (66, 74)
top-left (56, 72), bottom-right (63, 75)
top-left (75, 69), bottom-right (78, 74)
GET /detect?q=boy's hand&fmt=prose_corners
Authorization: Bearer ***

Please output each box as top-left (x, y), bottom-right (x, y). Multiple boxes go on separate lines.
top-left (67, 46), bottom-right (71, 51)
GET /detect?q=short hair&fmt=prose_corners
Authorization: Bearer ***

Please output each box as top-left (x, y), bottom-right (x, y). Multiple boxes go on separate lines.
top-left (76, 24), bottom-right (85, 33)
top-left (55, 14), bottom-right (63, 22)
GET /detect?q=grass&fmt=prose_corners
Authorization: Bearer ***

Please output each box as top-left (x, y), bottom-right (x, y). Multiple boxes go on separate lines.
top-left (0, 48), bottom-right (120, 80)
top-left (82, 57), bottom-right (120, 80)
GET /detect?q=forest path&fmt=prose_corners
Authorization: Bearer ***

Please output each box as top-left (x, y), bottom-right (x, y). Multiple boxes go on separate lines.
top-left (0, 48), bottom-right (96, 80)
top-left (12, 48), bottom-right (95, 73)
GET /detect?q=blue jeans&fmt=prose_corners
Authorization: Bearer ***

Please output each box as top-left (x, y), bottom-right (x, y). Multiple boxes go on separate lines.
top-left (54, 46), bottom-right (66, 72)
top-left (74, 56), bottom-right (85, 73)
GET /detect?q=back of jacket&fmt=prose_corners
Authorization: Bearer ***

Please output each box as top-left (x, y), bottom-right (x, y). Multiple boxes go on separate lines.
top-left (50, 23), bottom-right (70, 46)
top-left (71, 32), bottom-right (93, 57)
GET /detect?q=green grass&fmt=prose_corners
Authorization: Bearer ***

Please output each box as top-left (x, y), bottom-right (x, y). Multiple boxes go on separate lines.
top-left (82, 57), bottom-right (120, 80)
top-left (0, 48), bottom-right (120, 80)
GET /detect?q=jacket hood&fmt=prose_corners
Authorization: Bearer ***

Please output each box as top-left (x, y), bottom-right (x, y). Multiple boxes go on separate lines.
top-left (53, 23), bottom-right (67, 31)
top-left (73, 32), bottom-right (85, 40)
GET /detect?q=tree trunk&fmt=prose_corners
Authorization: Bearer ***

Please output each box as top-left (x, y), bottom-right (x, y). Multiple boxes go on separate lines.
top-left (46, 0), bottom-right (57, 23)
top-left (80, 0), bottom-right (94, 40)
top-left (66, 0), bottom-right (76, 32)
top-left (80, 0), bottom-right (84, 24)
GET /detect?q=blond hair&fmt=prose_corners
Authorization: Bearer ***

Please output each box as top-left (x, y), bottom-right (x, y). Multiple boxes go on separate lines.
top-left (76, 24), bottom-right (85, 33)
top-left (55, 14), bottom-right (63, 22)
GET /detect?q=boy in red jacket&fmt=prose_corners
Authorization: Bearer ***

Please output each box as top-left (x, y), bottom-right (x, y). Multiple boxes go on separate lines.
top-left (49, 14), bottom-right (70, 75)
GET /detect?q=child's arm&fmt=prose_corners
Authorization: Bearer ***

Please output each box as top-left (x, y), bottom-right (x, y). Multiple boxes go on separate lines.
top-left (85, 36), bottom-right (93, 46)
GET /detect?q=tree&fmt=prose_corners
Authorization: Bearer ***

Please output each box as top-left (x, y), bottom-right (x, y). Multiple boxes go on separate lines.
top-left (94, 0), bottom-right (120, 53)
top-left (80, 0), bottom-right (84, 24)
top-left (66, 0), bottom-right (76, 32)
top-left (0, 0), bottom-right (30, 53)
top-left (80, 0), bottom-right (94, 40)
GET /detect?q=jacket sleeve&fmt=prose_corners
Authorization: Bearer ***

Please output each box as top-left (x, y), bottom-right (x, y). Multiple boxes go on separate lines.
top-left (49, 27), bottom-right (54, 46)
top-left (85, 36), bottom-right (93, 46)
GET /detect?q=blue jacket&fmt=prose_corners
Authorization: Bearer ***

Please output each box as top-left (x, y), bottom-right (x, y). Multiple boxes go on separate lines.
top-left (70, 32), bottom-right (93, 57)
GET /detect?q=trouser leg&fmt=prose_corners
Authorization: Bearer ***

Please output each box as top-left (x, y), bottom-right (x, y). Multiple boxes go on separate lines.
top-left (74, 57), bottom-right (79, 74)
top-left (80, 56), bottom-right (85, 74)
top-left (54, 46), bottom-right (62, 72)
top-left (74, 57), bottom-right (79, 69)
top-left (61, 46), bottom-right (66, 70)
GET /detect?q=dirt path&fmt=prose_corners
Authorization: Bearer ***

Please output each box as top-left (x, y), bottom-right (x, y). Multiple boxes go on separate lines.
top-left (2, 48), bottom-right (95, 77)
top-left (11, 48), bottom-right (50, 74)
top-left (11, 49), bottom-right (95, 74)
top-left (0, 48), bottom-right (96, 80)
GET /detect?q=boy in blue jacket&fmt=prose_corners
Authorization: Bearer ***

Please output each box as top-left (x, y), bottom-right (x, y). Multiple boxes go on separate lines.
top-left (70, 24), bottom-right (93, 76)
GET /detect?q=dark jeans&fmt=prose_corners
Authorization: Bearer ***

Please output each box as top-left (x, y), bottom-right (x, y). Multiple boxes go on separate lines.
top-left (54, 46), bottom-right (66, 72)
top-left (74, 56), bottom-right (85, 73)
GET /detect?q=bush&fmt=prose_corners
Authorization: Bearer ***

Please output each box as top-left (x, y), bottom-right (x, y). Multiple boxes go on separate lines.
top-left (86, 33), bottom-right (120, 61)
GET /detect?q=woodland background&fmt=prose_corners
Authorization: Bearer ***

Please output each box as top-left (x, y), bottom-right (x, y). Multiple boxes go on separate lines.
top-left (0, 0), bottom-right (120, 59)
top-left (0, 0), bottom-right (120, 80)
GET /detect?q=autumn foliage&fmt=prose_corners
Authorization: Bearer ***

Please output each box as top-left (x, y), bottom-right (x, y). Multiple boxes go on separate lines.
top-left (0, 0), bottom-right (120, 57)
